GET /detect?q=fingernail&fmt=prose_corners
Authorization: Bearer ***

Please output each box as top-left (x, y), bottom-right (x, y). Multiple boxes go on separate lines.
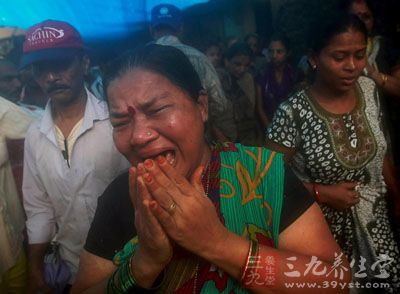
top-left (157, 156), bottom-right (166, 164)
top-left (150, 201), bottom-right (157, 210)
top-left (137, 163), bottom-right (145, 173)
top-left (143, 173), bottom-right (152, 183)
top-left (144, 159), bottom-right (153, 168)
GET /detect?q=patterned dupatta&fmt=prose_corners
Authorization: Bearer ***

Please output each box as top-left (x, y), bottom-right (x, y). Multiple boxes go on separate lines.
top-left (112, 143), bottom-right (285, 293)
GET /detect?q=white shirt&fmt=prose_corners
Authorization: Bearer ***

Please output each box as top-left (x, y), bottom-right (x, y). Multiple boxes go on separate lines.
top-left (55, 118), bottom-right (83, 165)
top-left (0, 96), bottom-right (34, 277)
top-left (23, 89), bottom-right (129, 279)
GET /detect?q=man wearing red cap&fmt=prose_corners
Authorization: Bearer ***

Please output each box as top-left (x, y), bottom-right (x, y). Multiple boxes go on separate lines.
top-left (150, 3), bottom-right (237, 143)
top-left (20, 20), bottom-right (128, 293)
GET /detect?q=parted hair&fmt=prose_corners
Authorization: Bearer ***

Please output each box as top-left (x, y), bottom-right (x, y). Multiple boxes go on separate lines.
top-left (103, 44), bottom-right (203, 102)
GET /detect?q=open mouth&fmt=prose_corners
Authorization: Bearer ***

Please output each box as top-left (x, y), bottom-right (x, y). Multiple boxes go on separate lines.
top-left (163, 150), bottom-right (176, 165)
top-left (145, 150), bottom-right (176, 166)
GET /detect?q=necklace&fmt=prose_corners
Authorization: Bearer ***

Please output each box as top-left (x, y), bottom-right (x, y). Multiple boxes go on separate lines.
top-left (193, 262), bottom-right (200, 294)
top-left (194, 161), bottom-right (211, 293)
top-left (203, 162), bottom-right (211, 197)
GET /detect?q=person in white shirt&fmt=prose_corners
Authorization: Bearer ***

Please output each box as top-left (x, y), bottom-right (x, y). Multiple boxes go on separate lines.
top-left (20, 19), bottom-right (129, 293)
top-left (0, 95), bottom-right (33, 293)
top-left (0, 59), bottom-right (44, 119)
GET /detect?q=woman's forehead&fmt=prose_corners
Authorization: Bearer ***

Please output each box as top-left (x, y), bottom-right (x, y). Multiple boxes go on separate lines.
top-left (108, 69), bottom-right (189, 107)
top-left (110, 69), bottom-right (166, 95)
top-left (326, 29), bottom-right (366, 49)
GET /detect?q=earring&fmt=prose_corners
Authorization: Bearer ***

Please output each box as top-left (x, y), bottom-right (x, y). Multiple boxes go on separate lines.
top-left (312, 64), bottom-right (317, 70)
top-left (146, 131), bottom-right (152, 136)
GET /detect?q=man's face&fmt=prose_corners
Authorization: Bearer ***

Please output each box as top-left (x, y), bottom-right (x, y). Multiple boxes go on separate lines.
top-left (0, 62), bottom-right (22, 102)
top-left (33, 54), bottom-right (89, 105)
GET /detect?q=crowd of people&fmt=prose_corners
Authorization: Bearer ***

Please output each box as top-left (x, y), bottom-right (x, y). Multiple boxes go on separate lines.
top-left (0, 0), bottom-right (399, 293)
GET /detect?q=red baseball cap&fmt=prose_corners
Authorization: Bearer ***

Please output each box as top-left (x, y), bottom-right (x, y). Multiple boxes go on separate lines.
top-left (20, 19), bottom-right (84, 69)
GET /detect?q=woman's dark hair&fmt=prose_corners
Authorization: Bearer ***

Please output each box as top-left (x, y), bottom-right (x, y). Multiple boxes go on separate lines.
top-left (309, 12), bottom-right (368, 54)
top-left (103, 44), bottom-right (203, 102)
top-left (339, 0), bottom-right (374, 14)
top-left (269, 33), bottom-right (291, 51)
top-left (223, 42), bottom-right (253, 61)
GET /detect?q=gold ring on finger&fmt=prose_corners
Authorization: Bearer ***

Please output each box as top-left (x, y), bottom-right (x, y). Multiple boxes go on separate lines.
top-left (167, 201), bottom-right (177, 215)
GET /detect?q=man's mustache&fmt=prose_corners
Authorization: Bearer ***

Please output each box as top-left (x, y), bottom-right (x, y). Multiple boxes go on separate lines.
top-left (47, 84), bottom-right (69, 93)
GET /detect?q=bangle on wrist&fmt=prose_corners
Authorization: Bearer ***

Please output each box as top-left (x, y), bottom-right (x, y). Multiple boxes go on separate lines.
top-left (240, 239), bottom-right (260, 285)
top-left (381, 73), bottom-right (388, 87)
top-left (312, 183), bottom-right (321, 203)
top-left (107, 255), bottom-right (163, 293)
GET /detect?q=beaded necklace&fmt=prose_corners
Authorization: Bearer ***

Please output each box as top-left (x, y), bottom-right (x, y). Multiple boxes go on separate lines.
top-left (192, 159), bottom-right (211, 294)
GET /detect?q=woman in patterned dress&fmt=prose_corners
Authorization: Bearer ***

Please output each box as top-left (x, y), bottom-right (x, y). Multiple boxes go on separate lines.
top-left (266, 12), bottom-right (400, 293)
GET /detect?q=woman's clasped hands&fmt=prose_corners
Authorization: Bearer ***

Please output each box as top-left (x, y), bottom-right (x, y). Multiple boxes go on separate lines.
top-left (129, 155), bottom-right (229, 268)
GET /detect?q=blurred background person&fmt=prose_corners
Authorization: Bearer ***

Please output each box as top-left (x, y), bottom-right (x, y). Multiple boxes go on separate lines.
top-left (0, 92), bottom-right (34, 294)
top-left (256, 33), bottom-right (301, 129)
top-left (0, 59), bottom-right (44, 119)
top-left (203, 38), bottom-right (223, 70)
top-left (244, 33), bottom-right (267, 77)
top-left (0, 59), bottom-right (22, 103)
top-left (150, 3), bottom-right (236, 143)
top-left (344, 0), bottom-right (400, 168)
top-left (218, 42), bottom-right (264, 146)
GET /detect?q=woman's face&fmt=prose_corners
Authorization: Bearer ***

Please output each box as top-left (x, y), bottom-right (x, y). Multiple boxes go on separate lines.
top-left (269, 40), bottom-right (288, 67)
top-left (225, 54), bottom-right (250, 79)
top-left (350, 1), bottom-right (374, 33)
top-left (206, 45), bottom-right (221, 68)
top-left (108, 69), bottom-right (209, 178)
top-left (310, 29), bottom-right (367, 93)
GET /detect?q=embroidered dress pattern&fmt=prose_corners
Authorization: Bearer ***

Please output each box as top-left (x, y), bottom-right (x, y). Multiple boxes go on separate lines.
top-left (267, 76), bottom-right (400, 292)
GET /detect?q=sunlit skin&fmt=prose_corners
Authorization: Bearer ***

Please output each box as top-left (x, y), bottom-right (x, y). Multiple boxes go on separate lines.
top-left (224, 54), bottom-right (251, 79)
top-left (269, 40), bottom-right (289, 68)
top-left (107, 69), bottom-right (210, 179)
top-left (349, 1), bottom-right (374, 33)
top-left (310, 29), bottom-right (367, 96)
top-left (206, 45), bottom-right (221, 68)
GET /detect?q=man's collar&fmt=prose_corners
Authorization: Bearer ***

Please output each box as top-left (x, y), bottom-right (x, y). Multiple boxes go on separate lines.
top-left (156, 34), bottom-right (181, 45)
top-left (39, 88), bottom-right (108, 140)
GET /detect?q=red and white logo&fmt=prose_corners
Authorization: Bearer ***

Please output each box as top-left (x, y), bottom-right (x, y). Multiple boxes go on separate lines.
top-left (27, 26), bottom-right (65, 45)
